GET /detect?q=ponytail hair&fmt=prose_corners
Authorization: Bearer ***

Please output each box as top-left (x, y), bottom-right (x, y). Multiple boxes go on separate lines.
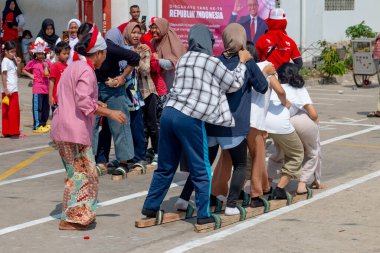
top-left (277, 63), bottom-right (305, 88)
top-left (246, 41), bottom-right (259, 62)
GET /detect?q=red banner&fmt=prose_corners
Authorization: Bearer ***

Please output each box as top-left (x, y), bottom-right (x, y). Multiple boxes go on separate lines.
top-left (162, 0), bottom-right (276, 55)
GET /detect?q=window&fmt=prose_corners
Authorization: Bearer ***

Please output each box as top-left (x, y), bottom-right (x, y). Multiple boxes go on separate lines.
top-left (325, 0), bottom-right (355, 11)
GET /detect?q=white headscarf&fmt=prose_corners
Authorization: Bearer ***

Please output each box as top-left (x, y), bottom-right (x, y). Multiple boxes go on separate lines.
top-left (67, 18), bottom-right (81, 46)
top-left (67, 18), bottom-right (81, 64)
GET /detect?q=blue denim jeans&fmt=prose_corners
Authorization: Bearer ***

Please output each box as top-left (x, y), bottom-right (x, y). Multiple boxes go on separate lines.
top-left (95, 117), bottom-right (111, 164)
top-left (92, 83), bottom-right (134, 162)
top-left (143, 107), bottom-right (212, 219)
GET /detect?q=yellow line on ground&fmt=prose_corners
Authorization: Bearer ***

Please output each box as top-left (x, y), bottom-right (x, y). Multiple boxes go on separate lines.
top-left (0, 147), bottom-right (54, 181)
top-left (334, 143), bottom-right (380, 149)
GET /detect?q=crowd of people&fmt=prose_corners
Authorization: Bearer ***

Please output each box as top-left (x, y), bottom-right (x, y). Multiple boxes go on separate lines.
top-left (1, 1), bottom-right (326, 230)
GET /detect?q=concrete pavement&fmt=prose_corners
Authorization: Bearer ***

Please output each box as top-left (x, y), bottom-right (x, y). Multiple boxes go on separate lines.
top-left (0, 77), bottom-right (380, 253)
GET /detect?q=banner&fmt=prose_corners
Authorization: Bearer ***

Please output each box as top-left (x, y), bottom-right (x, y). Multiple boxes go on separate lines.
top-left (162, 0), bottom-right (276, 55)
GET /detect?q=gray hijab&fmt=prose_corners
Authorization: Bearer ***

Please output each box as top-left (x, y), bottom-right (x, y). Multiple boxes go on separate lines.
top-left (106, 27), bottom-right (127, 49)
top-left (105, 27), bottom-right (129, 70)
top-left (188, 24), bottom-right (215, 56)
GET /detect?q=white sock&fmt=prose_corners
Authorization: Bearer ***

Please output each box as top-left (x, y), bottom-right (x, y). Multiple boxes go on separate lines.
top-left (225, 207), bottom-right (240, 216)
top-left (175, 198), bottom-right (189, 211)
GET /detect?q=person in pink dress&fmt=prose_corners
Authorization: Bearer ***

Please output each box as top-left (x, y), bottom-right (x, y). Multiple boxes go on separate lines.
top-left (51, 24), bottom-right (127, 231)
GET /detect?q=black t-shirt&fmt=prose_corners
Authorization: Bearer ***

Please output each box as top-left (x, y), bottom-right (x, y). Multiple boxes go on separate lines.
top-left (95, 40), bottom-right (140, 83)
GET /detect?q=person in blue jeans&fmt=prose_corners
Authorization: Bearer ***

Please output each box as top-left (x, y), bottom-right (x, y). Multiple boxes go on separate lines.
top-left (76, 23), bottom-right (141, 174)
top-left (141, 24), bottom-right (252, 225)
top-left (175, 23), bottom-right (273, 215)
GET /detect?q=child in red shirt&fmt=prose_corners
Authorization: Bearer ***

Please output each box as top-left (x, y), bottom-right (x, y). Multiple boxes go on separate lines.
top-left (49, 41), bottom-right (70, 113)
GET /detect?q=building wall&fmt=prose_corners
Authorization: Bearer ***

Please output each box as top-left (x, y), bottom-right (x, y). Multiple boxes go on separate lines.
top-left (110, 0), bottom-right (161, 27)
top-left (0, 0), bottom-right (77, 39)
top-left (322, 0), bottom-right (380, 42)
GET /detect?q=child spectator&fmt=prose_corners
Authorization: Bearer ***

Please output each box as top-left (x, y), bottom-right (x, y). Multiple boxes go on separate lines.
top-left (22, 40), bottom-right (52, 133)
top-left (21, 30), bottom-right (32, 64)
top-left (1, 41), bottom-right (22, 137)
top-left (49, 41), bottom-right (70, 113)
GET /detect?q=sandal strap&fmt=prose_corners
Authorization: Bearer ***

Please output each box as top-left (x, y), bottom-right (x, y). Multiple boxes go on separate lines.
top-left (114, 167), bottom-right (127, 176)
top-left (242, 192), bottom-right (250, 207)
top-left (259, 196), bottom-right (270, 213)
top-left (155, 210), bottom-right (164, 225)
top-left (236, 205), bottom-right (247, 221)
top-left (210, 214), bottom-right (221, 230)
top-left (185, 204), bottom-right (195, 219)
top-left (306, 187), bottom-right (313, 199)
top-left (215, 198), bottom-right (223, 213)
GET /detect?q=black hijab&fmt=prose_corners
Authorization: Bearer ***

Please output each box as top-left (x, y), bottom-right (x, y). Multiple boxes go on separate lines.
top-left (2, 0), bottom-right (23, 24)
top-left (187, 24), bottom-right (215, 56)
top-left (37, 18), bottom-right (60, 50)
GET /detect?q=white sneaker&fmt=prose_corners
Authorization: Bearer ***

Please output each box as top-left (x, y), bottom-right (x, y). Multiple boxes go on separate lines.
top-left (150, 154), bottom-right (158, 166)
top-left (174, 198), bottom-right (189, 211)
top-left (225, 207), bottom-right (240, 216)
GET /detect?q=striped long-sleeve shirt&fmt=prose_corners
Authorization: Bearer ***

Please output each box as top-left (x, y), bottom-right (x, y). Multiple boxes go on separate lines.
top-left (166, 51), bottom-right (247, 127)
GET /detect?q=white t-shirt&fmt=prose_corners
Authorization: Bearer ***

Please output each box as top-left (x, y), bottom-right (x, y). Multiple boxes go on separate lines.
top-left (250, 61), bottom-right (272, 130)
top-left (265, 91), bottom-right (294, 134)
top-left (1, 58), bottom-right (18, 93)
top-left (281, 84), bottom-right (313, 117)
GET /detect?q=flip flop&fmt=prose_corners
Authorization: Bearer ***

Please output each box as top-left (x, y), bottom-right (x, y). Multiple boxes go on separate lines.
top-left (132, 162), bottom-right (147, 174)
top-left (367, 112), bottom-right (380, 118)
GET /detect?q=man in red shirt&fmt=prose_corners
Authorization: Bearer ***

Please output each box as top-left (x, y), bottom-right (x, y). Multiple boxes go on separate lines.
top-left (49, 41), bottom-right (70, 113)
top-left (256, 8), bottom-right (303, 70)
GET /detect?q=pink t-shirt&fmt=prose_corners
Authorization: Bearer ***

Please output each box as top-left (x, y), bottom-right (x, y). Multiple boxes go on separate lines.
top-left (25, 60), bottom-right (52, 94)
top-left (51, 61), bottom-right (99, 146)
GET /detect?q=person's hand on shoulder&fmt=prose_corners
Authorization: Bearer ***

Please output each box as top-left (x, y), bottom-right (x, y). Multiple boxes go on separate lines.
top-left (239, 49), bottom-right (253, 63)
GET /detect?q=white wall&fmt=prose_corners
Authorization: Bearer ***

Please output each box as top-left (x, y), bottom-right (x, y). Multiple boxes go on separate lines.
top-left (322, 0), bottom-right (380, 42)
top-left (0, 0), bottom-right (77, 39)
top-left (110, 0), bottom-right (161, 28)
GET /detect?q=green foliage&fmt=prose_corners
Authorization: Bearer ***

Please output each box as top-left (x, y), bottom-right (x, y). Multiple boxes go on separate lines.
top-left (317, 41), bottom-right (346, 78)
top-left (344, 52), bottom-right (353, 70)
top-left (345, 21), bottom-right (376, 40)
top-left (299, 67), bottom-right (312, 78)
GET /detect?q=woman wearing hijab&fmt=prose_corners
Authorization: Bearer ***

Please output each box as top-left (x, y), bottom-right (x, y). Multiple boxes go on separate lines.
top-left (123, 22), bottom-right (160, 168)
top-left (66, 18), bottom-right (81, 64)
top-left (175, 23), bottom-right (273, 216)
top-left (150, 18), bottom-right (186, 116)
top-left (36, 18), bottom-right (61, 61)
top-left (141, 24), bottom-right (253, 226)
top-left (51, 24), bottom-right (127, 230)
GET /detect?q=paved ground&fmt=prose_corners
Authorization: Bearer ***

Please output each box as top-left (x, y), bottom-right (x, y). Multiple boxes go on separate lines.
top-left (0, 77), bottom-right (380, 253)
